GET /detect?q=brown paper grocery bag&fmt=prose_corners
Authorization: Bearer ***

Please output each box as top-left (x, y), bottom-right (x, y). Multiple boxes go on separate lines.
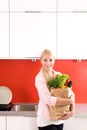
top-left (49, 88), bottom-right (71, 120)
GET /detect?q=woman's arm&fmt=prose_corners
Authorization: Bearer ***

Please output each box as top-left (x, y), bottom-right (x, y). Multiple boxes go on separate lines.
top-left (55, 96), bottom-right (74, 107)
top-left (55, 88), bottom-right (75, 107)
top-left (61, 94), bottom-right (75, 120)
top-left (35, 73), bottom-right (58, 106)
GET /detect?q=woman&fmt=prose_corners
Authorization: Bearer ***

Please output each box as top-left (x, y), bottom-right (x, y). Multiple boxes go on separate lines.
top-left (35, 49), bottom-right (75, 130)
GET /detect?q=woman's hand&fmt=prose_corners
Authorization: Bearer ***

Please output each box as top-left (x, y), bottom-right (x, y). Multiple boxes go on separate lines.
top-left (61, 94), bottom-right (75, 120)
top-left (61, 110), bottom-right (74, 120)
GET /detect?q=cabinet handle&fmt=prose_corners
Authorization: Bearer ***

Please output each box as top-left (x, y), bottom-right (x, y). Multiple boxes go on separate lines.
top-left (25, 11), bottom-right (41, 13)
top-left (73, 11), bottom-right (87, 13)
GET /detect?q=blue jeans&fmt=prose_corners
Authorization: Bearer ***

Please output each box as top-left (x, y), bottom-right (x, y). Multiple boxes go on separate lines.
top-left (38, 124), bottom-right (64, 130)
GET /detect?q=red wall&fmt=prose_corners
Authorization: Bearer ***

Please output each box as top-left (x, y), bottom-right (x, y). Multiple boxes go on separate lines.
top-left (0, 59), bottom-right (87, 103)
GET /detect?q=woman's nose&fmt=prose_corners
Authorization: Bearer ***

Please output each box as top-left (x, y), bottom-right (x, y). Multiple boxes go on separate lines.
top-left (47, 61), bottom-right (51, 65)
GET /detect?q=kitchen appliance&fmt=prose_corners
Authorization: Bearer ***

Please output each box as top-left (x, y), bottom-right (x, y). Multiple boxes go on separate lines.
top-left (0, 86), bottom-right (13, 111)
top-left (0, 103), bottom-right (13, 111)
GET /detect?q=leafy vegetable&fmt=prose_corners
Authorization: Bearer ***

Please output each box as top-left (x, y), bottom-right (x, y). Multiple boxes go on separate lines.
top-left (48, 73), bottom-right (70, 88)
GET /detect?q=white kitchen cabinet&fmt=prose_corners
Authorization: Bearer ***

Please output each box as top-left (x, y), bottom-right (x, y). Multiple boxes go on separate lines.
top-left (0, 13), bottom-right (9, 58)
top-left (58, 0), bottom-right (87, 11)
top-left (10, 0), bottom-right (57, 12)
top-left (0, 0), bottom-right (8, 11)
top-left (0, 116), bottom-right (6, 130)
top-left (57, 13), bottom-right (87, 59)
top-left (7, 116), bottom-right (38, 130)
top-left (10, 13), bottom-right (56, 58)
top-left (64, 117), bottom-right (87, 130)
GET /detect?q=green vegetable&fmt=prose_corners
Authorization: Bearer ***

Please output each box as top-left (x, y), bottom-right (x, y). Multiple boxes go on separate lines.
top-left (47, 73), bottom-right (70, 88)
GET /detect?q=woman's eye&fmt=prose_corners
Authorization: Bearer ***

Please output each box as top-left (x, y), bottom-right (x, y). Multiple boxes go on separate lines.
top-left (49, 59), bottom-right (53, 62)
top-left (43, 59), bottom-right (53, 62)
top-left (44, 59), bottom-right (47, 62)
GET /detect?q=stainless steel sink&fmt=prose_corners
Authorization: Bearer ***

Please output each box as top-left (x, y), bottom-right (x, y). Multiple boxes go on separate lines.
top-left (11, 104), bottom-right (38, 111)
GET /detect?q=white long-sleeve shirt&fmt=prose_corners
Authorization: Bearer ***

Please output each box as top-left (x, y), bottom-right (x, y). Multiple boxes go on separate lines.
top-left (35, 70), bottom-right (64, 127)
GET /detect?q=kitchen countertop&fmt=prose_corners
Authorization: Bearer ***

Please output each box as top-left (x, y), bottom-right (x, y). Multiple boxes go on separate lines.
top-left (0, 103), bottom-right (37, 117)
top-left (0, 111), bottom-right (37, 117)
top-left (74, 103), bottom-right (87, 118)
top-left (0, 103), bottom-right (87, 117)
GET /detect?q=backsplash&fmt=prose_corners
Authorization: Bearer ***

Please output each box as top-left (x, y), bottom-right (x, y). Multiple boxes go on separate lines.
top-left (0, 59), bottom-right (87, 103)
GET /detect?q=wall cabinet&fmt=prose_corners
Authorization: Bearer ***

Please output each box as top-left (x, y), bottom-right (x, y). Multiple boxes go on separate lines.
top-left (10, 13), bottom-right (56, 58)
top-left (0, 0), bottom-right (57, 59)
top-left (58, 0), bottom-right (87, 11)
top-left (57, 13), bottom-right (87, 59)
top-left (0, 0), bottom-right (87, 59)
top-left (0, 0), bottom-right (9, 58)
top-left (0, 116), bottom-right (6, 130)
top-left (0, 13), bottom-right (9, 58)
top-left (10, 0), bottom-right (57, 12)
top-left (0, 0), bottom-right (8, 11)
top-left (7, 116), bottom-right (38, 130)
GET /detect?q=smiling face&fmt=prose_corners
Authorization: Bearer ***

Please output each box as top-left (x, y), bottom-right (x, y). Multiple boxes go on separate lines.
top-left (40, 50), bottom-right (55, 72)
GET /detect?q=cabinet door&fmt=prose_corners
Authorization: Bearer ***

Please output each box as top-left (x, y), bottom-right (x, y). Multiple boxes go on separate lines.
top-left (7, 116), bottom-right (38, 130)
top-left (0, 0), bottom-right (8, 11)
top-left (10, 13), bottom-right (56, 58)
top-left (10, 0), bottom-right (56, 12)
top-left (0, 116), bottom-right (6, 130)
top-left (58, 0), bottom-right (87, 11)
top-left (57, 13), bottom-right (87, 59)
top-left (0, 13), bottom-right (9, 58)
top-left (64, 117), bottom-right (87, 130)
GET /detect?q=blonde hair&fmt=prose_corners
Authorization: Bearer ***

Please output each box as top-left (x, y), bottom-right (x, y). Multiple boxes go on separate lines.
top-left (40, 49), bottom-right (53, 60)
